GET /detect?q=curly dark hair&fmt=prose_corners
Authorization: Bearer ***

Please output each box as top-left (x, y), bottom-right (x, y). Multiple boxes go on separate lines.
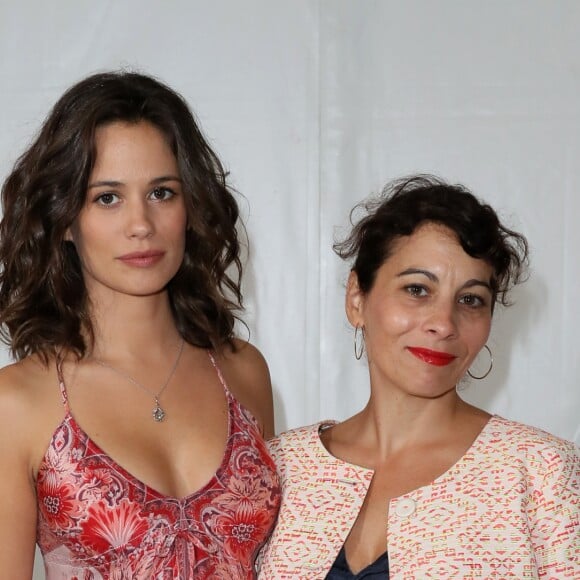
top-left (334, 174), bottom-right (529, 308)
top-left (0, 70), bottom-right (243, 362)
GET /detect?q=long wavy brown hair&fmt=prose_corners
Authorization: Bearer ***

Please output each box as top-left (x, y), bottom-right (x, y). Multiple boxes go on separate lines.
top-left (0, 71), bottom-right (243, 362)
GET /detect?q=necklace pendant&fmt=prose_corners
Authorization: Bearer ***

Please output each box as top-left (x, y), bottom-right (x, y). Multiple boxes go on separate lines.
top-left (152, 399), bottom-right (166, 422)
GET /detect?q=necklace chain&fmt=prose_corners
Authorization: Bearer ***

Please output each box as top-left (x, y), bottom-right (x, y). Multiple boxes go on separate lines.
top-left (93, 338), bottom-right (185, 422)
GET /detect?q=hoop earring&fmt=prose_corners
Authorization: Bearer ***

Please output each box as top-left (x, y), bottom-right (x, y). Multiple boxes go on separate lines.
top-left (354, 325), bottom-right (365, 360)
top-left (467, 345), bottom-right (493, 380)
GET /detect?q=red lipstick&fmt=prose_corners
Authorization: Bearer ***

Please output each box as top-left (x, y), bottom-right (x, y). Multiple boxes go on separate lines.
top-left (117, 250), bottom-right (165, 267)
top-left (407, 347), bottom-right (456, 367)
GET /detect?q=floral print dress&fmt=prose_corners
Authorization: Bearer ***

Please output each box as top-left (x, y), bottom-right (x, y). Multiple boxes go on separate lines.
top-left (36, 353), bottom-right (281, 579)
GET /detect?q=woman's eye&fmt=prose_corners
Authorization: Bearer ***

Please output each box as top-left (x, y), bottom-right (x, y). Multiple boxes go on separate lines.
top-left (405, 284), bottom-right (428, 297)
top-left (459, 294), bottom-right (485, 308)
top-left (149, 187), bottom-right (174, 201)
top-left (95, 192), bottom-right (119, 206)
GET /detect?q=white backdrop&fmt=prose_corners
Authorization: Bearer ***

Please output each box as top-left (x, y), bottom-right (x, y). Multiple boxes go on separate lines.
top-left (0, 2), bottom-right (578, 577)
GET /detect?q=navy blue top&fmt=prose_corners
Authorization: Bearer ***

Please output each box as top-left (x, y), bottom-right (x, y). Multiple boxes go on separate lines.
top-left (325, 546), bottom-right (389, 579)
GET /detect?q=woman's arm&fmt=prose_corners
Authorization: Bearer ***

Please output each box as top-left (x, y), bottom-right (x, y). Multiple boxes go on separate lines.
top-left (530, 441), bottom-right (579, 577)
top-left (0, 375), bottom-right (38, 577)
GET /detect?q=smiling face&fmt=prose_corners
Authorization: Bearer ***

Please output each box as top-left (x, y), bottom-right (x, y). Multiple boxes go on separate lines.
top-left (67, 121), bottom-right (188, 303)
top-left (346, 222), bottom-right (494, 399)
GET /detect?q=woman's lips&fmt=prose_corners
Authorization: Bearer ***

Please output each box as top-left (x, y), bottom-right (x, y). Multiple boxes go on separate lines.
top-left (117, 250), bottom-right (165, 267)
top-left (407, 346), bottom-right (456, 366)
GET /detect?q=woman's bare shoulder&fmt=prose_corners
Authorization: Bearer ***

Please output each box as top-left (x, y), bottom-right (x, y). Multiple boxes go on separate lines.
top-left (215, 339), bottom-right (275, 437)
top-left (0, 355), bottom-right (53, 398)
top-left (0, 356), bottom-right (61, 447)
top-left (0, 358), bottom-right (38, 407)
top-left (225, 339), bottom-right (269, 376)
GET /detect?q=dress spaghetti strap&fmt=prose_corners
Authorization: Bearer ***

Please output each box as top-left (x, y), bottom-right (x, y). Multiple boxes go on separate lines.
top-left (207, 351), bottom-right (231, 395)
top-left (55, 359), bottom-right (70, 414)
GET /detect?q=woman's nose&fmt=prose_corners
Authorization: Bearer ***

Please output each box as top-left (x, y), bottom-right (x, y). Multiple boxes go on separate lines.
top-left (125, 200), bottom-right (154, 239)
top-left (424, 302), bottom-right (458, 339)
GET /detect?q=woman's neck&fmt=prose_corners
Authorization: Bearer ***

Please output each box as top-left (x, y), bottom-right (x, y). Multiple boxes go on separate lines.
top-left (344, 380), bottom-right (489, 460)
top-left (87, 291), bottom-right (182, 361)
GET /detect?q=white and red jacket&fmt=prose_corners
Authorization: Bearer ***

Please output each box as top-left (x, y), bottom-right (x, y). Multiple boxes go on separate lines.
top-left (258, 415), bottom-right (579, 579)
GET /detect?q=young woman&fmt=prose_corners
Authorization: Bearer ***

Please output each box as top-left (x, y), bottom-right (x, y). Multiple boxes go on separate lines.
top-left (0, 71), bottom-right (280, 578)
top-left (258, 175), bottom-right (579, 579)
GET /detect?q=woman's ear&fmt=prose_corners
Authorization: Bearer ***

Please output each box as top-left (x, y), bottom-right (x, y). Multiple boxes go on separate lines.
top-left (345, 270), bottom-right (365, 327)
top-left (64, 222), bottom-right (79, 243)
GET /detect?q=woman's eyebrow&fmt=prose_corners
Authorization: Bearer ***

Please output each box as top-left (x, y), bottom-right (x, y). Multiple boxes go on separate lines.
top-left (149, 175), bottom-right (182, 185)
top-left (87, 180), bottom-right (123, 189)
top-left (462, 279), bottom-right (492, 291)
top-left (397, 268), bottom-right (492, 291)
top-left (397, 268), bottom-right (438, 282)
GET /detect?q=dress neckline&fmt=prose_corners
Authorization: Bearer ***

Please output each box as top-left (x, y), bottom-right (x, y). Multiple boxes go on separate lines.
top-left (60, 397), bottom-right (234, 503)
top-left (40, 351), bottom-right (235, 503)
top-left (330, 544), bottom-right (390, 578)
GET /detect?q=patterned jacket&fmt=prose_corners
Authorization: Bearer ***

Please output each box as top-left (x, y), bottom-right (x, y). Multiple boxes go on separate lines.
top-left (257, 415), bottom-right (579, 579)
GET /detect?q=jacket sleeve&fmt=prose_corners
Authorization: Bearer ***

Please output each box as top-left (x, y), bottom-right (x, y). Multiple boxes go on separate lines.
top-left (529, 441), bottom-right (579, 578)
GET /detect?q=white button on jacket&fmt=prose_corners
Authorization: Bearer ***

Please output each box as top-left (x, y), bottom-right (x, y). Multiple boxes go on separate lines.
top-left (394, 498), bottom-right (416, 517)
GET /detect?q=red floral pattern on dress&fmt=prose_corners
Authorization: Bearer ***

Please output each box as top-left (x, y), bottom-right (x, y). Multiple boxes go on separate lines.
top-left (78, 499), bottom-right (151, 554)
top-left (36, 364), bottom-right (280, 579)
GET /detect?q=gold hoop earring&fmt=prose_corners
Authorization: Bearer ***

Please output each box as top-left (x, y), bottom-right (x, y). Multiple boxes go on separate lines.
top-left (354, 325), bottom-right (365, 360)
top-left (467, 344), bottom-right (493, 380)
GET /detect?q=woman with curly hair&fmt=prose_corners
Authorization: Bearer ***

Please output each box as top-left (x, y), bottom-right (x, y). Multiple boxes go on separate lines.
top-left (258, 175), bottom-right (579, 579)
top-left (0, 71), bottom-right (280, 578)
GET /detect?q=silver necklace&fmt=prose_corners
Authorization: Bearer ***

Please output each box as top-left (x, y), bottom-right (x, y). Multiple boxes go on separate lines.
top-left (94, 338), bottom-right (185, 422)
